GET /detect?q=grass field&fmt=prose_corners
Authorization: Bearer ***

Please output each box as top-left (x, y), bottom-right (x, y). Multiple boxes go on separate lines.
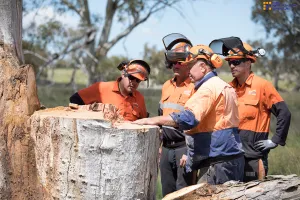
top-left (38, 68), bottom-right (300, 200)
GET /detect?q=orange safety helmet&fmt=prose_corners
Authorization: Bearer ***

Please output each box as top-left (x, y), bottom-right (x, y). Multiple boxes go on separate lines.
top-left (225, 43), bottom-right (257, 63)
top-left (181, 45), bottom-right (223, 68)
top-left (124, 59), bottom-right (150, 81)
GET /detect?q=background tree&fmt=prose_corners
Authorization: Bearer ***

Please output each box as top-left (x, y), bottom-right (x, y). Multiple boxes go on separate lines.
top-left (0, 0), bottom-right (41, 199)
top-left (142, 44), bottom-right (173, 86)
top-left (24, 0), bottom-right (190, 85)
top-left (249, 40), bottom-right (285, 90)
top-left (251, 0), bottom-right (300, 91)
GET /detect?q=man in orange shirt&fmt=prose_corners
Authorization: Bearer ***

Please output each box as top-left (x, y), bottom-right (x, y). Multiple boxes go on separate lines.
top-left (69, 59), bottom-right (150, 121)
top-left (213, 38), bottom-right (291, 182)
top-left (134, 44), bottom-right (244, 185)
top-left (158, 33), bottom-right (195, 196)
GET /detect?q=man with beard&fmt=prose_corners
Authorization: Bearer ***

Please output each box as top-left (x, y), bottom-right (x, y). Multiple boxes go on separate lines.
top-left (69, 59), bottom-right (150, 121)
top-left (158, 34), bottom-right (195, 196)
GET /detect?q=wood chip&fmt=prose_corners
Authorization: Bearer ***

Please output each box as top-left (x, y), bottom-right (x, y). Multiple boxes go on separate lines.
top-left (69, 103), bottom-right (79, 109)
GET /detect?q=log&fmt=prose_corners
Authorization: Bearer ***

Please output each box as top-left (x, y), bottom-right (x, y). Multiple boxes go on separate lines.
top-left (163, 174), bottom-right (300, 200)
top-left (30, 108), bottom-right (160, 200)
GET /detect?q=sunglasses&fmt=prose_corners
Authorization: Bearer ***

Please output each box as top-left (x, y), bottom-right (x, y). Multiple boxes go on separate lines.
top-left (172, 62), bottom-right (187, 66)
top-left (228, 59), bottom-right (246, 66)
top-left (128, 75), bottom-right (141, 83)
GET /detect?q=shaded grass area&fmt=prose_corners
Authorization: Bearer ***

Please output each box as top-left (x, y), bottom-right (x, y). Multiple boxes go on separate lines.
top-left (47, 68), bottom-right (88, 85)
top-left (268, 93), bottom-right (300, 175)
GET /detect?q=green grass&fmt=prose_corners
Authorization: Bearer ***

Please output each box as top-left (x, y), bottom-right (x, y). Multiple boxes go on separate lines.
top-left (156, 173), bottom-right (163, 200)
top-left (46, 68), bottom-right (88, 85)
top-left (37, 68), bottom-right (300, 199)
top-left (268, 93), bottom-right (300, 175)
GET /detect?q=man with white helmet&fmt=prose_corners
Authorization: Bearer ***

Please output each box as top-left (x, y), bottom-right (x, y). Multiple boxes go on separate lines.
top-left (134, 44), bottom-right (245, 185)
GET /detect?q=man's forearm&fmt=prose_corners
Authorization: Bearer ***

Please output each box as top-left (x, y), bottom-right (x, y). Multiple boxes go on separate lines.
top-left (152, 115), bottom-right (178, 127)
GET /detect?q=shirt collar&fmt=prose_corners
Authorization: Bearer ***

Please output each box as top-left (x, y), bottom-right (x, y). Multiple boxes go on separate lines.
top-left (112, 77), bottom-right (136, 97)
top-left (245, 72), bottom-right (254, 85)
top-left (170, 77), bottom-right (191, 86)
top-left (194, 71), bottom-right (217, 90)
top-left (230, 72), bottom-right (254, 88)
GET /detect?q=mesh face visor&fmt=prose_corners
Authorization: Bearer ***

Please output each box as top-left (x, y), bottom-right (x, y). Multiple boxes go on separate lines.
top-left (165, 51), bottom-right (189, 63)
top-left (162, 33), bottom-right (192, 50)
top-left (209, 37), bottom-right (249, 56)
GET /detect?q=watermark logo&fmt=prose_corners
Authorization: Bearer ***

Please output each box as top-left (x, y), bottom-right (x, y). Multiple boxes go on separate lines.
top-left (263, 1), bottom-right (298, 11)
top-left (263, 2), bottom-right (272, 10)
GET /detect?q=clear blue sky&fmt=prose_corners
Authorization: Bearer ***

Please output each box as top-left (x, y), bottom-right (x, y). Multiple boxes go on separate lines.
top-left (89, 0), bottom-right (266, 59)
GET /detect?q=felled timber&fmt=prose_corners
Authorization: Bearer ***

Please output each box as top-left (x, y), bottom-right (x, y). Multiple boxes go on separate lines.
top-left (163, 174), bottom-right (300, 200)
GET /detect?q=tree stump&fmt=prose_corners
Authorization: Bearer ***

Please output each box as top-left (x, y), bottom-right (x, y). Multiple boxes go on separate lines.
top-left (30, 107), bottom-right (160, 200)
top-left (163, 174), bottom-right (300, 200)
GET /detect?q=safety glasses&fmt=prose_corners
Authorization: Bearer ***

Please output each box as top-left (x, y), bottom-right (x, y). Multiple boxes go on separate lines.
top-left (228, 59), bottom-right (246, 66)
top-left (128, 75), bottom-right (141, 83)
top-left (172, 62), bottom-right (186, 66)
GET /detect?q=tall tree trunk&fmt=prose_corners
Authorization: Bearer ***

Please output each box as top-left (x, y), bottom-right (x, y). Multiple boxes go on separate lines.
top-left (0, 0), bottom-right (41, 199)
top-left (273, 70), bottom-right (280, 91)
top-left (66, 66), bottom-right (78, 92)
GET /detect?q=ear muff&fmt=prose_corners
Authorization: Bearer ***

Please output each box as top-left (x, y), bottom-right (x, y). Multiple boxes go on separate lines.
top-left (197, 49), bottom-right (223, 68)
top-left (210, 54), bottom-right (223, 68)
top-left (117, 61), bottom-right (129, 70)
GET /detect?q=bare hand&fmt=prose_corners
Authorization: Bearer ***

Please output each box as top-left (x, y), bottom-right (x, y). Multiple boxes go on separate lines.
top-left (180, 154), bottom-right (187, 168)
top-left (132, 118), bottom-right (156, 125)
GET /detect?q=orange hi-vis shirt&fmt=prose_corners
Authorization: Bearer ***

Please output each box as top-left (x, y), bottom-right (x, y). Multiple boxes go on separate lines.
top-left (230, 73), bottom-right (283, 133)
top-left (159, 77), bottom-right (194, 142)
top-left (160, 78), bottom-right (195, 116)
top-left (78, 78), bottom-right (147, 121)
top-left (170, 73), bottom-right (243, 161)
top-left (229, 72), bottom-right (291, 159)
top-left (184, 76), bottom-right (239, 135)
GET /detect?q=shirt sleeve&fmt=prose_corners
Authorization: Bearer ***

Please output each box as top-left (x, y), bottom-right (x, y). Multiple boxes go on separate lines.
top-left (77, 82), bottom-right (101, 104)
top-left (263, 81), bottom-right (283, 110)
top-left (184, 87), bottom-right (215, 122)
top-left (69, 92), bottom-right (85, 105)
top-left (263, 82), bottom-right (291, 146)
top-left (170, 87), bottom-right (215, 130)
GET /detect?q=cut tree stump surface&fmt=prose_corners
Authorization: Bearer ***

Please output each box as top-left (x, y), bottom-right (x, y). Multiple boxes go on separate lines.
top-left (30, 107), bottom-right (160, 200)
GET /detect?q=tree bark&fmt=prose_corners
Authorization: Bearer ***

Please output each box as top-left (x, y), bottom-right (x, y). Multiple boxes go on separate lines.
top-left (163, 174), bottom-right (300, 200)
top-left (0, 0), bottom-right (41, 199)
top-left (0, 0), bottom-right (23, 63)
top-left (30, 108), bottom-right (160, 199)
top-left (273, 70), bottom-right (280, 91)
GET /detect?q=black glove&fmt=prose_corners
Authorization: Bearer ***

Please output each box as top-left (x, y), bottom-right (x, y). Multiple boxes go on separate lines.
top-left (254, 139), bottom-right (278, 151)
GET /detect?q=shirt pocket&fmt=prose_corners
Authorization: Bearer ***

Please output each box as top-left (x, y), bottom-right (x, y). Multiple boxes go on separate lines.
top-left (161, 94), bottom-right (170, 103)
top-left (131, 103), bottom-right (141, 119)
top-left (160, 94), bottom-right (170, 111)
top-left (243, 99), bottom-right (259, 120)
top-left (177, 94), bottom-right (190, 105)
